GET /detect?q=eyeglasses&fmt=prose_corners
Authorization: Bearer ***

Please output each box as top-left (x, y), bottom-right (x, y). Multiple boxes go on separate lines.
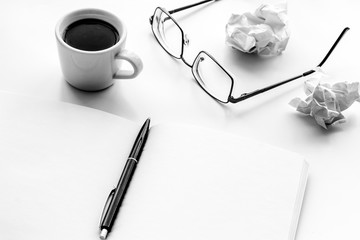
top-left (149, 0), bottom-right (349, 104)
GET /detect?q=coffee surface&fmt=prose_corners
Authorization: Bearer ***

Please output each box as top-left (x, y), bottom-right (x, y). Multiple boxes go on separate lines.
top-left (64, 18), bottom-right (120, 51)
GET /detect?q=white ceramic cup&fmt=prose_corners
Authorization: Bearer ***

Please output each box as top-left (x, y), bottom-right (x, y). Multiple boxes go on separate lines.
top-left (55, 9), bottom-right (143, 91)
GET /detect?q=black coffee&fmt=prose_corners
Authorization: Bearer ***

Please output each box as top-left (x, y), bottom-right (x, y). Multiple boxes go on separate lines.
top-left (64, 18), bottom-right (120, 51)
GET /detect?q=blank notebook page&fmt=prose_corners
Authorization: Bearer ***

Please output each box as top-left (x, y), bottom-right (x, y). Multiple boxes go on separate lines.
top-left (112, 124), bottom-right (308, 240)
top-left (0, 92), bottom-right (307, 240)
top-left (0, 92), bottom-right (140, 240)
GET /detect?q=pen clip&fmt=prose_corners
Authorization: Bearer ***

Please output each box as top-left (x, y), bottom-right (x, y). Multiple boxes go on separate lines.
top-left (99, 188), bottom-right (116, 228)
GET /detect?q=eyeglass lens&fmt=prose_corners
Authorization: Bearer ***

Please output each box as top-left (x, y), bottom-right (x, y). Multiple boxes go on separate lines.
top-left (192, 52), bottom-right (233, 103)
top-left (152, 8), bottom-right (233, 103)
top-left (152, 8), bottom-right (183, 58)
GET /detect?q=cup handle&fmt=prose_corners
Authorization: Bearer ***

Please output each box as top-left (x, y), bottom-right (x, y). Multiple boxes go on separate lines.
top-left (114, 49), bottom-right (143, 79)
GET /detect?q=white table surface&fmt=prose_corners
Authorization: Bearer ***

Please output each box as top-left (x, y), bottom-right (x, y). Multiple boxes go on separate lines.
top-left (1, 0), bottom-right (359, 239)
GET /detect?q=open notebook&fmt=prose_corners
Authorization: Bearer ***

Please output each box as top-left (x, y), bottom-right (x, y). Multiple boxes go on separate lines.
top-left (0, 91), bottom-right (308, 240)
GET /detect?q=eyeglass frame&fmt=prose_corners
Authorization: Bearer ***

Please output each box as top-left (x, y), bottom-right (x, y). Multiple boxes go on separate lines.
top-left (149, 0), bottom-right (350, 104)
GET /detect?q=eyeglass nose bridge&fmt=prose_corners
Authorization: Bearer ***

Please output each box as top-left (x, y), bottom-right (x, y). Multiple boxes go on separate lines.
top-left (180, 55), bottom-right (193, 68)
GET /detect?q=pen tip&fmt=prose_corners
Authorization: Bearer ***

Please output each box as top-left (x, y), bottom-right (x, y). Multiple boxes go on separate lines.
top-left (100, 229), bottom-right (108, 240)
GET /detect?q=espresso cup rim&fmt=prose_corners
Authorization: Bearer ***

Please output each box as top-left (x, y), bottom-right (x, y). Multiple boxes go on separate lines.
top-left (55, 8), bottom-right (127, 54)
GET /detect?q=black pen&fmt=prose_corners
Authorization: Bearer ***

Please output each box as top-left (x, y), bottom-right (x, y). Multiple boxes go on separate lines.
top-left (99, 118), bottom-right (151, 239)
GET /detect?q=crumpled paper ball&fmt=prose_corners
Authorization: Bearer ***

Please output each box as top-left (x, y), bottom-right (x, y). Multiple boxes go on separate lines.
top-left (225, 3), bottom-right (289, 56)
top-left (289, 70), bottom-right (360, 129)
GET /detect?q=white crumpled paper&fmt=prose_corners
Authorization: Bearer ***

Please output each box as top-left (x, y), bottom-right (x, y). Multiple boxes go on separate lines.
top-left (225, 3), bottom-right (289, 56)
top-left (289, 70), bottom-right (360, 129)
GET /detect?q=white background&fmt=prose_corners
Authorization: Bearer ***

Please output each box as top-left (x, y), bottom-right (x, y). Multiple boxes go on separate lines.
top-left (1, 0), bottom-right (360, 239)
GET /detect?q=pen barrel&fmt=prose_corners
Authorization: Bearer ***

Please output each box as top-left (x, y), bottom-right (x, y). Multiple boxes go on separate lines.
top-left (102, 158), bottom-right (137, 229)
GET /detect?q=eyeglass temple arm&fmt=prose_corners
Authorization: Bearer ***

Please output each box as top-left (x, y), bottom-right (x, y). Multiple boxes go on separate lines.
top-left (168, 0), bottom-right (218, 15)
top-left (149, 0), bottom-right (218, 25)
top-left (229, 27), bottom-right (350, 103)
